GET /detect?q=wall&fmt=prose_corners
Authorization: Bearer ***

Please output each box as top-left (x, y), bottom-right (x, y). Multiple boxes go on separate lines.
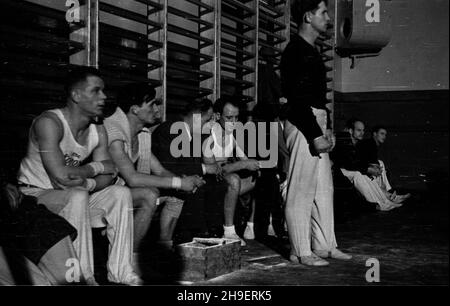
top-left (333, 0), bottom-right (449, 191)
top-left (334, 0), bottom-right (449, 92)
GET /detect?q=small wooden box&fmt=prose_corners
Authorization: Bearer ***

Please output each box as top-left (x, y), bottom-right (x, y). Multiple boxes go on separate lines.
top-left (176, 237), bottom-right (241, 281)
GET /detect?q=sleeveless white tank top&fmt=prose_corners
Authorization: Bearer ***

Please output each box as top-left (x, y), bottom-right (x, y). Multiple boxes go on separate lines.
top-left (18, 109), bottom-right (99, 189)
top-left (209, 123), bottom-right (246, 163)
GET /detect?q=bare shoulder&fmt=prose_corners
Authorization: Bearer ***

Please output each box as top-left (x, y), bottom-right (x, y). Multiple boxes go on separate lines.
top-left (95, 124), bottom-right (109, 146)
top-left (32, 111), bottom-right (63, 139)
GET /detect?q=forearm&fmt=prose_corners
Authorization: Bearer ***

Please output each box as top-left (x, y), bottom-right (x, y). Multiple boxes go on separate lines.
top-left (157, 169), bottom-right (175, 177)
top-left (222, 161), bottom-right (245, 174)
top-left (126, 173), bottom-right (178, 189)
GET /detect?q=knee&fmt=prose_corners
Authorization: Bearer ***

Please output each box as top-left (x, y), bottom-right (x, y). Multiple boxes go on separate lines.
top-left (137, 188), bottom-right (159, 211)
top-left (108, 186), bottom-right (133, 208)
top-left (67, 189), bottom-right (89, 209)
top-left (226, 174), bottom-right (241, 192)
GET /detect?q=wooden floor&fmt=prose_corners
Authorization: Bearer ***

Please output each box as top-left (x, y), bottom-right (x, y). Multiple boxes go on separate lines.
top-left (134, 186), bottom-right (448, 286)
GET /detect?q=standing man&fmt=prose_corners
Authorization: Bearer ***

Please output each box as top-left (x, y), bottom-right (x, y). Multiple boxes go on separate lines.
top-left (17, 67), bottom-right (141, 285)
top-left (280, 0), bottom-right (351, 266)
top-left (104, 83), bottom-right (205, 252)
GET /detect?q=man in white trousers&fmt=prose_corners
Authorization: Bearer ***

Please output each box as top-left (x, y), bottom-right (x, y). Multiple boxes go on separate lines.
top-left (358, 125), bottom-right (411, 204)
top-left (280, 0), bottom-right (352, 266)
top-left (17, 66), bottom-right (141, 285)
top-left (334, 120), bottom-right (408, 211)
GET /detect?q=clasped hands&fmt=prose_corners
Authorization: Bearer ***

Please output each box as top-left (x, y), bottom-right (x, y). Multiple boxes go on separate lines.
top-left (313, 129), bottom-right (336, 154)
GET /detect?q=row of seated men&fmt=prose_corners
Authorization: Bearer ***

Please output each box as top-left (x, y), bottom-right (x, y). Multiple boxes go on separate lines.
top-left (0, 66), bottom-right (287, 285)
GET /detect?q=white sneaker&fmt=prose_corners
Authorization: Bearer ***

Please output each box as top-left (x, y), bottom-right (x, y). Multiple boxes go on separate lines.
top-left (122, 273), bottom-right (144, 286)
top-left (85, 276), bottom-right (99, 286)
top-left (267, 224), bottom-right (276, 237)
top-left (223, 232), bottom-right (246, 247)
top-left (243, 224), bottom-right (255, 240)
top-left (315, 249), bottom-right (352, 260)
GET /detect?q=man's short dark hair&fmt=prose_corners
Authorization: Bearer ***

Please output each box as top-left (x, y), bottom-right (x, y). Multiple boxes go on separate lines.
top-left (372, 125), bottom-right (387, 134)
top-left (183, 98), bottom-right (213, 116)
top-left (345, 117), bottom-right (363, 130)
top-left (65, 66), bottom-right (102, 96)
top-left (291, 0), bottom-right (327, 26)
top-left (117, 82), bottom-right (157, 113)
top-left (213, 97), bottom-right (240, 115)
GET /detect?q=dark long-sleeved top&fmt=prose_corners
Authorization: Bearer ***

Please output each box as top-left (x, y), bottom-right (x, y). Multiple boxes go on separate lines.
top-left (151, 120), bottom-right (204, 176)
top-left (280, 35), bottom-right (331, 147)
top-left (357, 138), bottom-right (379, 166)
top-left (331, 132), bottom-right (368, 175)
top-left (258, 62), bottom-right (282, 106)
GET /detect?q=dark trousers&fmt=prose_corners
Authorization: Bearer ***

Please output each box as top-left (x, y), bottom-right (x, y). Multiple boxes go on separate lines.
top-left (174, 175), bottom-right (227, 239)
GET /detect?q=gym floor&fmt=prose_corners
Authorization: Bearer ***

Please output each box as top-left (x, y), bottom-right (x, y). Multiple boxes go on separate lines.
top-left (133, 181), bottom-right (448, 286)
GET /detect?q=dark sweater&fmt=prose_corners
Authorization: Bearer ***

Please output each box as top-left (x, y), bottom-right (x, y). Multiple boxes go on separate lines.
top-left (280, 35), bottom-right (331, 151)
top-left (151, 120), bottom-right (204, 176)
top-left (357, 138), bottom-right (379, 166)
top-left (331, 133), bottom-right (368, 175)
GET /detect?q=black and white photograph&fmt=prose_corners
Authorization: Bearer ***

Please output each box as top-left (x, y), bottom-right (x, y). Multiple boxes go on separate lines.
top-left (0, 0), bottom-right (448, 293)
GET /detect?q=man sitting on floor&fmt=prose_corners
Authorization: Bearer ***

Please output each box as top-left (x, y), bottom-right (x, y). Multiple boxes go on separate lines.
top-left (357, 125), bottom-right (411, 203)
top-left (332, 118), bottom-right (403, 211)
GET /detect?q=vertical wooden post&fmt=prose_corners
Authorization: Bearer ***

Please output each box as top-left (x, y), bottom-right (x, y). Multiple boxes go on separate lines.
top-left (70, 0), bottom-right (99, 68)
top-left (70, 0), bottom-right (99, 67)
top-left (243, 0), bottom-right (258, 113)
top-left (200, 0), bottom-right (220, 102)
top-left (148, 0), bottom-right (167, 121)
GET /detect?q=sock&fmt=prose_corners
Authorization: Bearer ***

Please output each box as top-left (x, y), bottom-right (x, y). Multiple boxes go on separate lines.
top-left (223, 225), bottom-right (236, 236)
top-left (246, 222), bottom-right (254, 228)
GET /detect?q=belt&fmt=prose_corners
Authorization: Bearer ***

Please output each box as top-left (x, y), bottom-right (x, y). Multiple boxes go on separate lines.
top-left (17, 182), bottom-right (42, 189)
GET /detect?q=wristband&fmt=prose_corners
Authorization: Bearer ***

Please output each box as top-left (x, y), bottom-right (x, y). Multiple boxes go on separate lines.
top-left (88, 162), bottom-right (105, 176)
top-left (171, 177), bottom-right (182, 190)
top-left (201, 164), bottom-right (206, 175)
top-left (85, 178), bottom-right (97, 192)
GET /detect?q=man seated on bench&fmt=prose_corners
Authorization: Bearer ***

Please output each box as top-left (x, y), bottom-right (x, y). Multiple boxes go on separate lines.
top-left (17, 66), bottom-right (140, 285)
top-left (0, 175), bottom-right (82, 285)
top-left (104, 83), bottom-right (205, 253)
top-left (205, 98), bottom-right (260, 242)
top-left (152, 99), bottom-right (235, 244)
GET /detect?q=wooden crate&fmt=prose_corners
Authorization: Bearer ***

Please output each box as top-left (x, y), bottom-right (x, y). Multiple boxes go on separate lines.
top-left (176, 237), bottom-right (241, 282)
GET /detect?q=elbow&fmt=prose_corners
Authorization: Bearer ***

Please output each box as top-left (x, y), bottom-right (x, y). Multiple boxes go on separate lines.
top-left (126, 175), bottom-right (141, 188)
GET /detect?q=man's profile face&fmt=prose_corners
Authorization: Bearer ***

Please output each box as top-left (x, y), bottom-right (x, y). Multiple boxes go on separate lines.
top-left (351, 121), bottom-right (365, 142)
top-left (219, 103), bottom-right (239, 133)
top-left (134, 96), bottom-right (161, 126)
top-left (73, 75), bottom-right (107, 117)
top-left (373, 128), bottom-right (387, 145)
top-left (309, 1), bottom-right (331, 35)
